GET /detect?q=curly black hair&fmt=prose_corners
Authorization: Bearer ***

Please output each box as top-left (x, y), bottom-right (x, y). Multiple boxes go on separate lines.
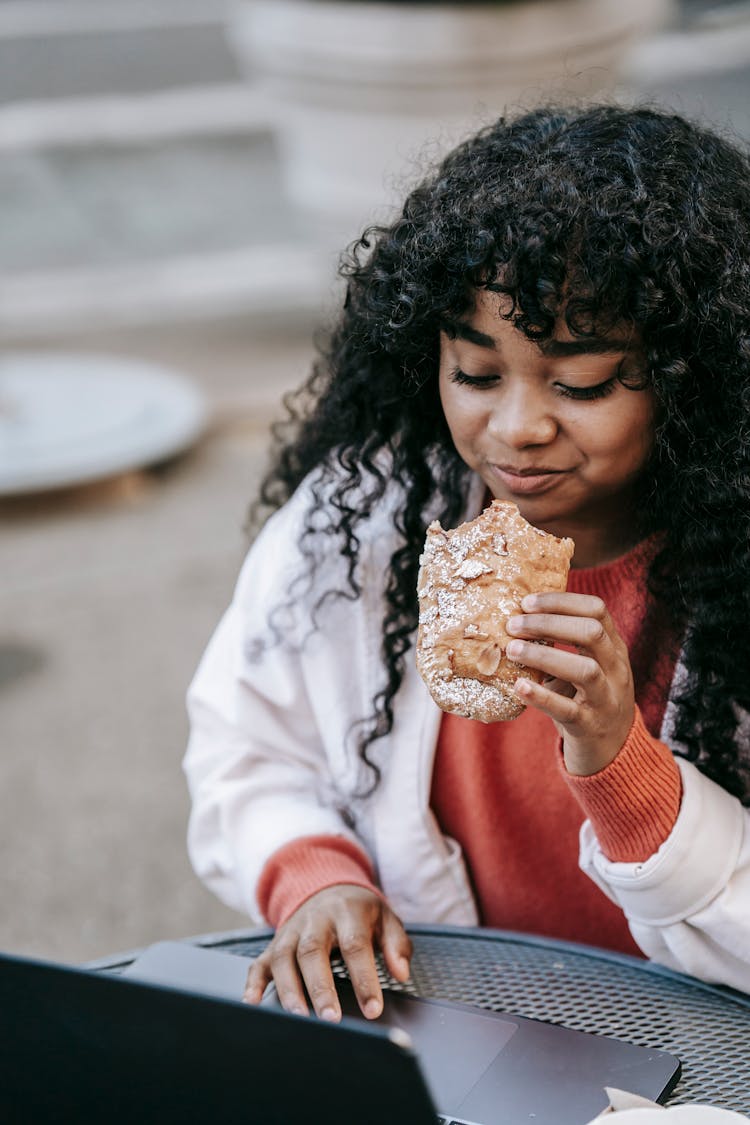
top-left (254, 104), bottom-right (750, 802)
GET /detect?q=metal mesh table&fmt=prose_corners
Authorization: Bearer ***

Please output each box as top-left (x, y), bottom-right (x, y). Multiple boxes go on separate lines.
top-left (96, 924), bottom-right (750, 1113)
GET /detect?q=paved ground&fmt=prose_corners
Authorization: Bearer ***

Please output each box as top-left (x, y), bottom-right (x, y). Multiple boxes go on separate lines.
top-left (1, 319), bottom-right (315, 962)
top-left (1, 2), bottom-right (749, 966)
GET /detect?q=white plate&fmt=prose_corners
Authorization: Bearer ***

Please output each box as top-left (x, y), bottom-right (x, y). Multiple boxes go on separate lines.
top-left (0, 353), bottom-right (208, 495)
top-left (589, 1110), bottom-right (750, 1122)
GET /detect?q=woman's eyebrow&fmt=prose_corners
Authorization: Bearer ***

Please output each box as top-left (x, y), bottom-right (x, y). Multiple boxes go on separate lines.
top-left (441, 319), bottom-right (633, 356)
top-left (440, 318), bottom-right (497, 349)
top-left (542, 337), bottom-right (634, 357)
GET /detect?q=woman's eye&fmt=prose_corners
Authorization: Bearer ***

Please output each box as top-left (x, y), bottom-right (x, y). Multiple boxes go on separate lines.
top-left (555, 378), bottom-right (617, 401)
top-left (449, 367), bottom-right (499, 388)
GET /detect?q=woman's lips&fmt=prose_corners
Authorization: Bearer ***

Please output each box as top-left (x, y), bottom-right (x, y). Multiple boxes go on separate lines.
top-left (490, 466), bottom-right (570, 495)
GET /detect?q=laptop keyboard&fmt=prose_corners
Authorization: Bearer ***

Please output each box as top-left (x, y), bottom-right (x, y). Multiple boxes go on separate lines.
top-left (437, 1116), bottom-right (482, 1124)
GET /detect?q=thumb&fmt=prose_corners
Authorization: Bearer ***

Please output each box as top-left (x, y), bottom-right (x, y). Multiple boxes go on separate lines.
top-left (380, 909), bottom-right (412, 983)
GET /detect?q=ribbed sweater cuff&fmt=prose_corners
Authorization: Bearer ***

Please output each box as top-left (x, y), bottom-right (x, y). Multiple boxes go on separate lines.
top-left (562, 706), bottom-right (682, 863)
top-left (257, 834), bottom-right (380, 928)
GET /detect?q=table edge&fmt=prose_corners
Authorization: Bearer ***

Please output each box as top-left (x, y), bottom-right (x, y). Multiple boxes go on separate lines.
top-left (81, 922), bottom-right (750, 1012)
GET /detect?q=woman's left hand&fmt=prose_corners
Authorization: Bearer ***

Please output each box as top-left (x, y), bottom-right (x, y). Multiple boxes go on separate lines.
top-left (505, 592), bottom-right (635, 776)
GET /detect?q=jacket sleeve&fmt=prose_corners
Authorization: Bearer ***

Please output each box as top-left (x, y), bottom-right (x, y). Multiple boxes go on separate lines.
top-left (579, 757), bottom-right (750, 993)
top-left (182, 490), bottom-right (374, 923)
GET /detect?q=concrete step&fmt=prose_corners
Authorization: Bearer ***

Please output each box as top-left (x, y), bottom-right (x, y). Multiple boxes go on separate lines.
top-left (0, 116), bottom-right (337, 339)
top-left (0, 0), bottom-right (238, 103)
top-left (2, 0), bottom-right (749, 339)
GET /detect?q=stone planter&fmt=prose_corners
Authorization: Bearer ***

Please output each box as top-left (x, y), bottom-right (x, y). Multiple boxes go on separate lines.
top-left (229, 0), bottom-right (673, 249)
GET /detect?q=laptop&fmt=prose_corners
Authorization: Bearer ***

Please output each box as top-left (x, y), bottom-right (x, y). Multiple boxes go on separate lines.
top-left (0, 941), bottom-right (680, 1125)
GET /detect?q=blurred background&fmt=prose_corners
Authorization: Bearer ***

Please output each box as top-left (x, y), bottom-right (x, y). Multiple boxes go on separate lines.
top-left (1, 0), bottom-right (749, 965)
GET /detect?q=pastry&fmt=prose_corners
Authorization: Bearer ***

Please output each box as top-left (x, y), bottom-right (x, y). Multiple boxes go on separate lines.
top-left (416, 500), bottom-right (574, 722)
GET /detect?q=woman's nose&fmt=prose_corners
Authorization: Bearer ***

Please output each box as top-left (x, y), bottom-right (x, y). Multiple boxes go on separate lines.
top-left (488, 385), bottom-right (558, 448)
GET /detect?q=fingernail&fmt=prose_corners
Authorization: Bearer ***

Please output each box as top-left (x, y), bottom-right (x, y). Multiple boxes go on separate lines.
top-left (364, 998), bottom-right (382, 1019)
top-left (506, 640), bottom-right (523, 658)
top-left (521, 595), bottom-right (537, 610)
top-left (507, 616), bottom-right (523, 633)
top-left (320, 1006), bottom-right (339, 1022)
top-left (515, 678), bottom-right (532, 696)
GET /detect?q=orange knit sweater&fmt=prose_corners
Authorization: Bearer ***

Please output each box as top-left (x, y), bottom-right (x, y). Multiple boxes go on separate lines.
top-left (258, 538), bottom-right (682, 955)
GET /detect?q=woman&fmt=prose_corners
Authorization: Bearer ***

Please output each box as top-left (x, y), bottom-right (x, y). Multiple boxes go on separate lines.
top-left (184, 105), bottom-right (750, 1021)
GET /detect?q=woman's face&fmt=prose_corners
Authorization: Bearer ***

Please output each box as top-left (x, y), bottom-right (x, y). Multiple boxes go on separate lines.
top-left (438, 290), bottom-right (657, 566)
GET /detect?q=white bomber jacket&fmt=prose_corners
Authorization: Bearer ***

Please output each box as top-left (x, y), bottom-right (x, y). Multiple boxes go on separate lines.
top-left (184, 470), bottom-right (750, 994)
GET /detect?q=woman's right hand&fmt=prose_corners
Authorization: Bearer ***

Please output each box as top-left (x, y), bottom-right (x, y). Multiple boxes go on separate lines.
top-left (243, 884), bottom-right (412, 1022)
